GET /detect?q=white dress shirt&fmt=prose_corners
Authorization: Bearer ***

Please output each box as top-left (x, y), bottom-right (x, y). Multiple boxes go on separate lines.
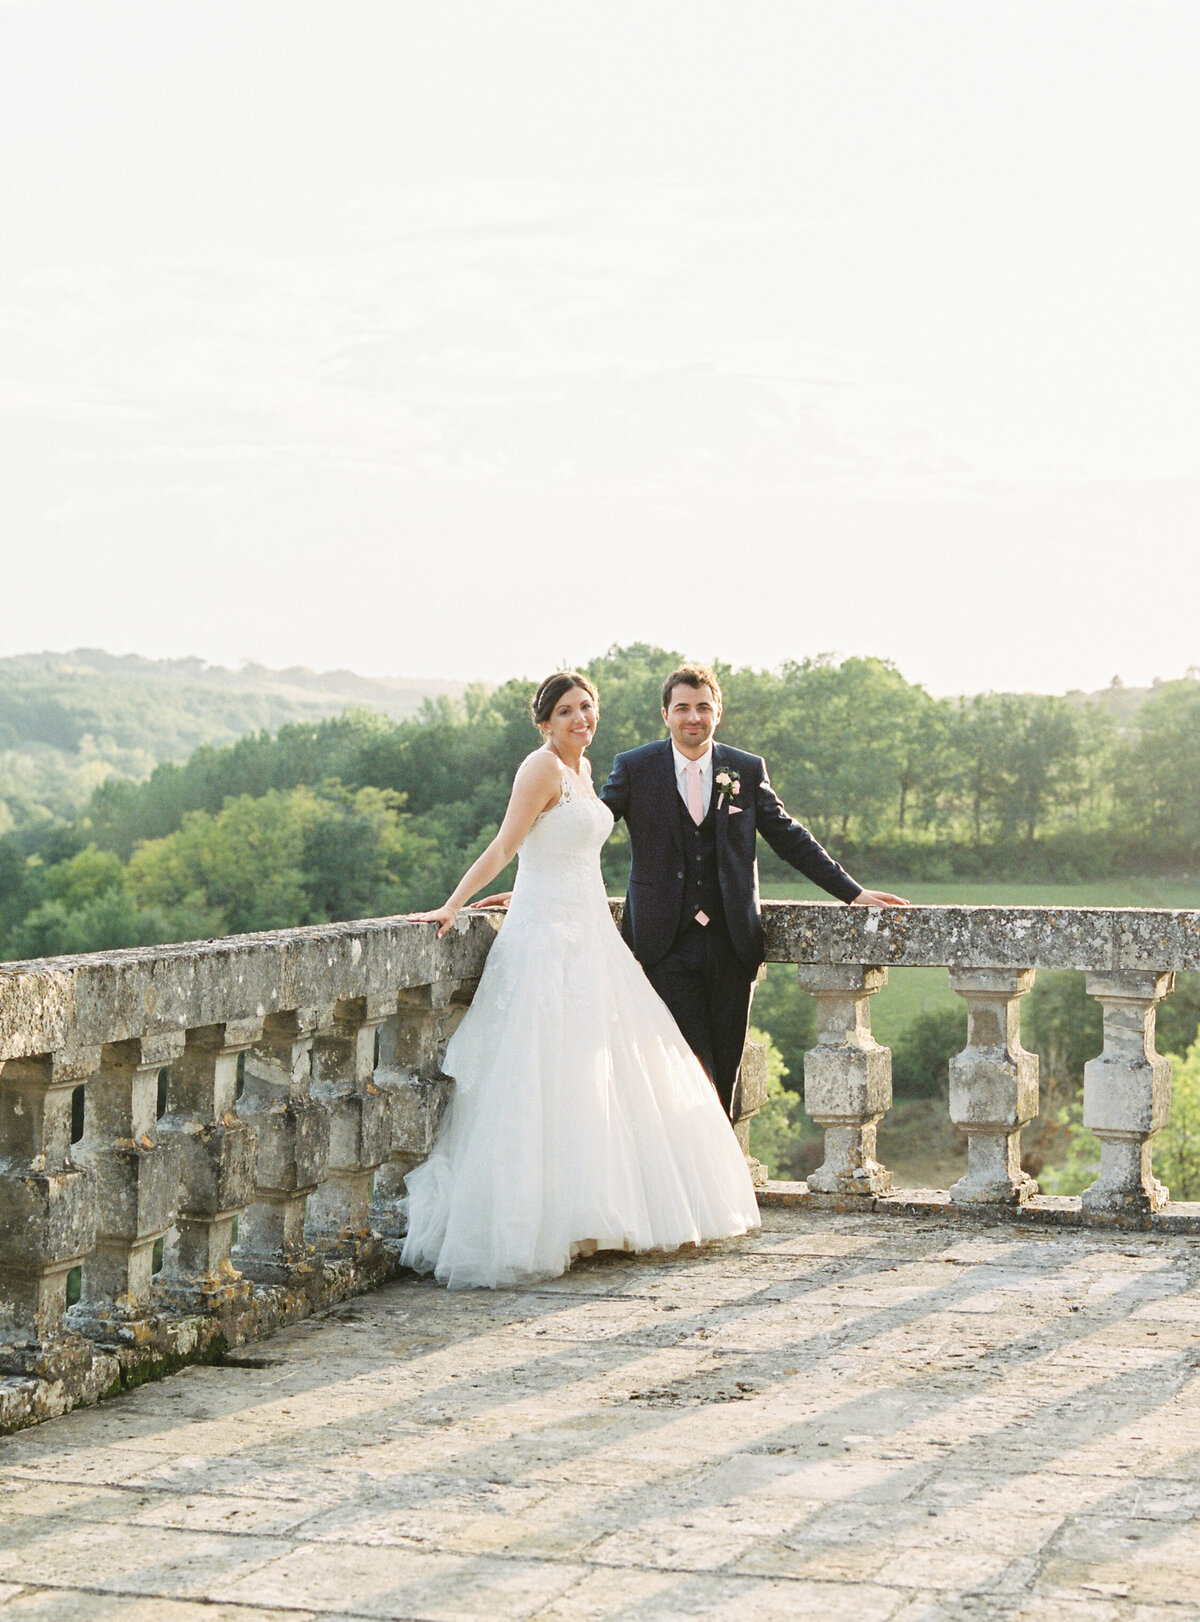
top-left (671, 741), bottom-right (714, 818)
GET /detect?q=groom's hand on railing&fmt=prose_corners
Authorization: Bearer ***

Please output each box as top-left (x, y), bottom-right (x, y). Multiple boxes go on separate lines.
top-left (471, 892), bottom-right (513, 909)
top-left (850, 888), bottom-right (911, 907)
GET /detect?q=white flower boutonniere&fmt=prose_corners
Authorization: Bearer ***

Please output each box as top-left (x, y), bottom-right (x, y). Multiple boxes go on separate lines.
top-left (714, 768), bottom-right (742, 808)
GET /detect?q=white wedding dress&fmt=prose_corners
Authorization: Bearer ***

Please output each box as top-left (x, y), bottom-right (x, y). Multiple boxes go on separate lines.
top-left (400, 760), bottom-right (761, 1289)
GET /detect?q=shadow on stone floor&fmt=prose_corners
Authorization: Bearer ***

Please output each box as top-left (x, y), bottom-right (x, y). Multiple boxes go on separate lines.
top-left (3, 1212), bottom-right (1200, 1619)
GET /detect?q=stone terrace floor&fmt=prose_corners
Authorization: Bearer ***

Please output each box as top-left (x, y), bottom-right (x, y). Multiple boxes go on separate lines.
top-left (4, 1209), bottom-right (1200, 1621)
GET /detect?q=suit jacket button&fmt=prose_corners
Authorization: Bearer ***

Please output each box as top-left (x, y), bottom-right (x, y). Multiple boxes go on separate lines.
top-left (676, 871), bottom-right (683, 879)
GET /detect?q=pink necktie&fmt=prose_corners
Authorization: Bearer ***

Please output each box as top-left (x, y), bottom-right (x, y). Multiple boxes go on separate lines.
top-left (684, 759), bottom-right (705, 825)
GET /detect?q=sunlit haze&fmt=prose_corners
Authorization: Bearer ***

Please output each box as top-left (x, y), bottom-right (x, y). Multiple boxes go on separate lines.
top-left (2, 1), bottom-right (1198, 695)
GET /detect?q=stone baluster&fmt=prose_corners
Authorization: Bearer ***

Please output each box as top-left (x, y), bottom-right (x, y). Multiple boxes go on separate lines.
top-left (948, 969), bottom-right (1039, 1206)
top-left (732, 1036), bottom-right (769, 1187)
top-left (371, 980), bottom-right (466, 1234)
top-left (71, 1035), bottom-right (184, 1321)
top-left (308, 997), bottom-right (392, 1244)
top-left (158, 1019), bottom-right (261, 1297)
top-left (798, 965), bottom-right (893, 1199)
top-left (0, 1048), bottom-right (99, 1358)
top-left (1081, 971), bottom-right (1175, 1220)
top-left (236, 1009), bottom-right (331, 1273)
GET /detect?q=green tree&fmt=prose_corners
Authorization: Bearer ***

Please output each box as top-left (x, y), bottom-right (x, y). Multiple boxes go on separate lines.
top-left (947, 695), bottom-right (1009, 846)
top-left (1158, 973), bottom-right (1200, 1059)
top-left (761, 656), bottom-right (931, 843)
top-left (949, 693), bottom-right (1083, 846)
top-left (747, 1026), bottom-right (814, 1180)
top-left (41, 844), bottom-right (127, 909)
top-left (995, 695), bottom-right (1083, 844)
top-left (0, 837), bottom-right (40, 952)
top-left (1113, 678), bottom-right (1200, 861)
top-left (1021, 970), bottom-right (1200, 1114)
top-left (1037, 1102), bottom-right (1101, 1196)
top-left (583, 642), bottom-right (682, 777)
top-left (128, 789), bottom-right (319, 934)
top-left (895, 690), bottom-right (953, 835)
top-left (301, 785), bottom-right (439, 922)
top-left (10, 890), bottom-right (198, 959)
top-left (891, 1004), bottom-right (967, 1099)
top-left (1022, 970), bottom-right (1103, 1112)
top-left (125, 783), bottom-right (439, 938)
top-left (1068, 702), bottom-right (1117, 829)
top-left (1155, 1035), bottom-right (1200, 1199)
top-left (749, 965), bottom-right (817, 1095)
top-left (1042, 1035), bottom-right (1200, 1201)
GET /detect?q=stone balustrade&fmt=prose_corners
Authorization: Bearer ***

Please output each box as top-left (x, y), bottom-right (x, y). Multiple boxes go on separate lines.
top-left (1, 899), bottom-right (1198, 1432)
top-left (765, 899), bottom-right (1200, 1220)
top-left (0, 917), bottom-right (492, 1430)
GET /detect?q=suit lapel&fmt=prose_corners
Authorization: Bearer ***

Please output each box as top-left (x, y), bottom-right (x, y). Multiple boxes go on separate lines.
top-left (656, 739), bottom-right (684, 856)
top-left (713, 742), bottom-right (729, 854)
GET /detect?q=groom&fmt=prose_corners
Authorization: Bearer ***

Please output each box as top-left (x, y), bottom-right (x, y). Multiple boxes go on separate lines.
top-left (599, 664), bottom-right (907, 1118)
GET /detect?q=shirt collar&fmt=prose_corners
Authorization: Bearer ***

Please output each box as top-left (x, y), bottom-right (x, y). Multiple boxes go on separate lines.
top-left (671, 741), bottom-right (713, 776)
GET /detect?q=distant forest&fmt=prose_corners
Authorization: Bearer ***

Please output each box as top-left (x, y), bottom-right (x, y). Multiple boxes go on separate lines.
top-left (1, 641), bottom-right (1199, 967)
top-left (0, 649), bottom-right (463, 833)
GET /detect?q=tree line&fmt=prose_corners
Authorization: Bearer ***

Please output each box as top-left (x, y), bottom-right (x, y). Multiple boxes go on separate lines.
top-left (0, 649), bottom-right (458, 832)
top-left (3, 642), bottom-right (1200, 964)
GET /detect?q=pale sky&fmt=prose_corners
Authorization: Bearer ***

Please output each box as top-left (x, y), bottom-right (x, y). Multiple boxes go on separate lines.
top-left (2, 1), bottom-right (1198, 695)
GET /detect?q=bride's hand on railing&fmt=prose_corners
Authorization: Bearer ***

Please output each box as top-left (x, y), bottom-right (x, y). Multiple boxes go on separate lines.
top-left (408, 892), bottom-right (513, 938)
top-left (407, 905), bottom-right (459, 939)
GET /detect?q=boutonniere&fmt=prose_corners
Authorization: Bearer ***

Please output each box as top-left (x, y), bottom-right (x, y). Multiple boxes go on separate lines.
top-left (714, 767), bottom-right (742, 808)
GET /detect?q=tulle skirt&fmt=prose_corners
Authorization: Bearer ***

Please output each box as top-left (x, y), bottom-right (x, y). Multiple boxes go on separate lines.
top-left (400, 895), bottom-right (761, 1290)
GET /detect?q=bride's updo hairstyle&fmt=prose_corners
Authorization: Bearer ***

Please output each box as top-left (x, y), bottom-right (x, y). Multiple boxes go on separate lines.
top-left (531, 671), bottom-right (599, 730)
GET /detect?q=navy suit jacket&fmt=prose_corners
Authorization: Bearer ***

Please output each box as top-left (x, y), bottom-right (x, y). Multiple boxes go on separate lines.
top-left (599, 738), bottom-right (861, 973)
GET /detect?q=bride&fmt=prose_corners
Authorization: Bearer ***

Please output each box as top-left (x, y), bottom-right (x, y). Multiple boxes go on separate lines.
top-left (403, 671), bottom-right (760, 1289)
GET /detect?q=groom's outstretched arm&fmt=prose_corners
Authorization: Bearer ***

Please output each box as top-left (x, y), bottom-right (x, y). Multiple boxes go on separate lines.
top-left (598, 752), bottom-right (630, 824)
top-left (754, 759), bottom-right (863, 903)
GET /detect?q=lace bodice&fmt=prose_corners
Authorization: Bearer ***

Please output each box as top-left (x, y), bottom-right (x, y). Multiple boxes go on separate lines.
top-left (507, 761), bottom-right (614, 928)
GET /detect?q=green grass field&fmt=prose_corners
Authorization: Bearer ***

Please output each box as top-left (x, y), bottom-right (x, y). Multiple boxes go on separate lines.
top-left (763, 877), bottom-right (1200, 909)
top-left (762, 877), bottom-right (1200, 1045)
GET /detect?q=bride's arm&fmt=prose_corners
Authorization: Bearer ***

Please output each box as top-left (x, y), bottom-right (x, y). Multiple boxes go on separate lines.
top-left (408, 754), bottom-right (561, 938)
top-left (470, 755), bottom-right (594, 911)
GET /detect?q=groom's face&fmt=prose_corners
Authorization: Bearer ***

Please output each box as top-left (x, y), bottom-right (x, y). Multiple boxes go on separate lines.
top-left (662, 682), bottom-right (722, 757)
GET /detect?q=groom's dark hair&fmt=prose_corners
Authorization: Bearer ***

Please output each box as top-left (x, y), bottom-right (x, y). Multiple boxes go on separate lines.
top-left (662, 664), bottom-right (723, 711)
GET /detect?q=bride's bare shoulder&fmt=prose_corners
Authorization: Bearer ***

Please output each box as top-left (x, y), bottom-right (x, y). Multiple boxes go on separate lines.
top-left (515, 749), bottom-right (562, 787)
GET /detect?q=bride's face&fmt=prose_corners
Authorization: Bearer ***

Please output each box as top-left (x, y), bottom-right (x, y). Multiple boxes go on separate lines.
top-left (541, 686), bottom-right (598, 753)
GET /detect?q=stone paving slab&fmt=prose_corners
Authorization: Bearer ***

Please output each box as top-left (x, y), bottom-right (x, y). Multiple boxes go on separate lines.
top-left (3, 1210), bottom-right (1200, 1619)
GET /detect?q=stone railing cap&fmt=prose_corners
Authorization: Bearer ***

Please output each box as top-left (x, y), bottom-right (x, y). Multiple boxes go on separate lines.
top-left (0, 913), bottom-right (501, 1063)
top-left (5, 900), bottom-right (1200, 1065)
top-left (762, 900), bottom-right (1200, 972)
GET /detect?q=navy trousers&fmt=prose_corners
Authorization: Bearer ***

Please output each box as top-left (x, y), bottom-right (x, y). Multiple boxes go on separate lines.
top-left (642, 919), bottom-right (756, 1119)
